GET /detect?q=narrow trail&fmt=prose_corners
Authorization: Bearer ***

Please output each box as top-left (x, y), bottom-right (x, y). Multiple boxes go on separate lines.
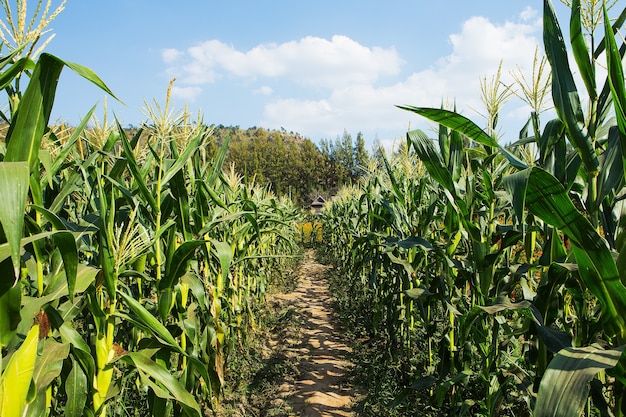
top-left (266, 250), bottom-right (357, 417)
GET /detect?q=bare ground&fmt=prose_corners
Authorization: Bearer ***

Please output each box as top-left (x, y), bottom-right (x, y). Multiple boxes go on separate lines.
top-left (267, 250), bottom-right (357, 417)
top-left (219, 249), bottom-right (359, 417)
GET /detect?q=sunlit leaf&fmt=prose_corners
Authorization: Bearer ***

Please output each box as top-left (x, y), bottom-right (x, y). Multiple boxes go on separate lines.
top-left (0, 162), bottom-right (29, 281)
top-left (0, 324), bottom-right (40, 417)
top-left (534, 345), bottom-right (625, 417)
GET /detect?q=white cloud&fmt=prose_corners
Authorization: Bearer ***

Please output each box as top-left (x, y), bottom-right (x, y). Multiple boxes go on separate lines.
top-left (163, 35), bottom-right (403, 89)
top-left (162, 9), bottom-right (545, 144)
top-left (260, 10), bottom-right (544, 142)
top-left (162, 48), bottom-right (183, 64)
top-left (520, 6), bottom-right (539, 22)
top-left (253, 86), bottom-right (273, 95)
top-left (171, 85), bottom-right (203, 101)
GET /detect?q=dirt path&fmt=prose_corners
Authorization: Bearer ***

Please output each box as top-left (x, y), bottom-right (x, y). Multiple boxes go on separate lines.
top-left (265, 250), bottom-right (357, 417)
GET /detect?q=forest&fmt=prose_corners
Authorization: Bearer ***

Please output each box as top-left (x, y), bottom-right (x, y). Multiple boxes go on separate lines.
top-left (215, 125), bottom-right (372, 207)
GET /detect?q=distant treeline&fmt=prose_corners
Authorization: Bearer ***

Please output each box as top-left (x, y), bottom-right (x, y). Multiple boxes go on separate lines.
top-left (211, 125), bottom-right (371, 207)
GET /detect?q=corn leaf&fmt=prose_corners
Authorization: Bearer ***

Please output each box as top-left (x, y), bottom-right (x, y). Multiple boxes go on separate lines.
top-left (0, 47), bottom-right (26, 72)
top-left (22, 340), bottom-right (70, 416)
top-left (211, 239), bottom-right (233, 295)
top-left (207, 132), bottom-right (228, 187)
top-left (407, 129), bottom-right (457, 196)
top-left (0, 284), bottom-right (21, 347)
top-left (569, 0), bottom-right (596, 100)
top-left (17, 264), bottom-right (98, 340)
top-left (31, 339), bottom-right (70, 391)
top-left (64, 359), bottom-right (88, 417)
top-left (543, 0), bottom-right (597, 174)
top-left (404, 287), bottom-right (433, 300)
top-left (603, 4), bottom-right (626, 179)
top-left (49, 105), bottom-right (97, 176)
top-left (0, 229), bottom-right (80, 304)
top-left (121, 351), bottom-right (202, 417)
top-left (119, 128), bottom-right (158, 213)
top-left (159, 240), bottom-right (208, 292)
top-left (48, 130), bottom-right (118, 215)
top-left (479, 296), bottom-right (572, 353)
top-left (523, 167), bottom-right (626, 338)
top-left (0, 162), bottom-right (29, 281)
top-left (4, 54), bottom-right (64, 172)
top-left (61, 58), bottom-right (120, 102)
top-left (3, 52), bottom-right (117, 171)
top-left (0, 324), bottom-right (40, 417)
top-left (118, 290), bottom-right (183, 354)
top-left (596, 127), bottom-right (623, 214)
top-left (399, 107), bottom-right (527, 169)
top-left (161, 128), bottom-right (206, 185)
top-left (534, 345), bottom-right (625, 417)
top-left (0, 57), bottom-right (33, 91)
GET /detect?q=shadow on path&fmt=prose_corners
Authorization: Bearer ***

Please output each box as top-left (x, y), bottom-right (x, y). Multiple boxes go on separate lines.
top-left (269, 250), bottom-right (356, 417)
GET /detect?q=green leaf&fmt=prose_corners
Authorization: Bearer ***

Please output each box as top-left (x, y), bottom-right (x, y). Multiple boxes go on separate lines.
top-left (524, 167), bottom-right (626, 338)
top-left (0, 284), bottom-right (21, 347)
top-left (22, 339), bottom-right (70, 416)
top-left (0, 228), bottom-right (79, 304)
top-left (64, 359), bottom-right (88, 417)
top-left (119, 127), bottom-right (158, 213)
top-left (206, 131), bottom-right (228, 187)
top-left (449, 129), bottom-right (463, 182)
top-left (503, 169), bottom-right (529, 226)
top-left (161, 127), bottom-right (207, 185)
top-left (543, 0), bottom-right (598, 174)
top-left (534, 345), bottom-right (625, 417)
top-left (407, 129), bottom-right (457, 196)
top-left (17, 264), bottom-right (98, 340)
top-left (0, 324), bottom-right (40, 417)
top-left (569, 0), bottom-right (596, 100)
top-left (61, 59), bottom-right (121, 102)
top-left (117, 290), bottom-right (184, 354)
top-left (0, 162), bottom-right (29, 281)
top-left (596, 127), bottom-right (623, 213)
top-left (211, 240), bottom-right (233, 296)
top-left (120, 351), bottom-right (201, 417)
top-left (49, 105), bottom-right (97, 177)
top-left (478, 296), bottom-right (572, 353)
top-left (0, 231), bottom-right (61, 264)
top-left (4, 54), bottom-right (64, 173)
top-left (0, 57), bottom-right (33, 91)
top-left (32, 339), bottom-right (70, 392)
top-left (404, 287), bottom-right (433, 300)
top-left (399, 107), bottom-right (527, 169)
top-left (160, 240), bottom-right (208, 292)
top-left (603, 4), bottom-right (626, 179)
top-left (50, 229), bottom-right (79, 303)
top-left (384, 236), bottom-right (433, 251)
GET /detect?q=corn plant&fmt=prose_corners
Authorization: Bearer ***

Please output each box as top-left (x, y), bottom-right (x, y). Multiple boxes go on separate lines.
top-left (322, 0), bottom-right (626, 415)
top-left (0, 2), bottom-right (303, 416)
top-left (399, 0), bottom-right (625, 415)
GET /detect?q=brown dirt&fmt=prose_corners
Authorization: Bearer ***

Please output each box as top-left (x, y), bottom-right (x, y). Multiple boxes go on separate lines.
top-left (261, 249), bottom-right (358, 417)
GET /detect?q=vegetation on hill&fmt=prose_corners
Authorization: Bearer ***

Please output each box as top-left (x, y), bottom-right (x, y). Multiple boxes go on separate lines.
top-left (213, 125), bottom-right (371, 207)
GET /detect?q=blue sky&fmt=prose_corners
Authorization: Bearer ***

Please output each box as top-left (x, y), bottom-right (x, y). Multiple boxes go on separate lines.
top-left (41, 1), bottom-right (572, 150)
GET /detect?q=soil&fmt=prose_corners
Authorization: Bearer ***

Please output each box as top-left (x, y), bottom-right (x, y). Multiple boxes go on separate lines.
top-left (219, 249), bottom-right (359, 417)
top-left (267, 250), bottom-right (357, 416)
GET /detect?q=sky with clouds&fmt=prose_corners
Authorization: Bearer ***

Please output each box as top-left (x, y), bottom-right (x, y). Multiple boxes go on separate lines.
top-left (43, 1), bottom-right (573, 150)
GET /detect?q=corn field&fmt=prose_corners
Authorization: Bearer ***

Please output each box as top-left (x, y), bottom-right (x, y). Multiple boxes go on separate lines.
top-left (0, 3), bottom-right (301, 416)
top-left (1, 0), bottom-right (626, 416)
top-left (321, 0), bottom-right (626, 415)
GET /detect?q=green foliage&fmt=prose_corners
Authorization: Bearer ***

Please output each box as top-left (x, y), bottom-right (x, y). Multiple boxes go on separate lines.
top-left (0, 8), bottom-right (303, 417)
top-left (321, 1), bottom-right (626, 415)
top-left (215, 125), bottom-right (370, 207)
